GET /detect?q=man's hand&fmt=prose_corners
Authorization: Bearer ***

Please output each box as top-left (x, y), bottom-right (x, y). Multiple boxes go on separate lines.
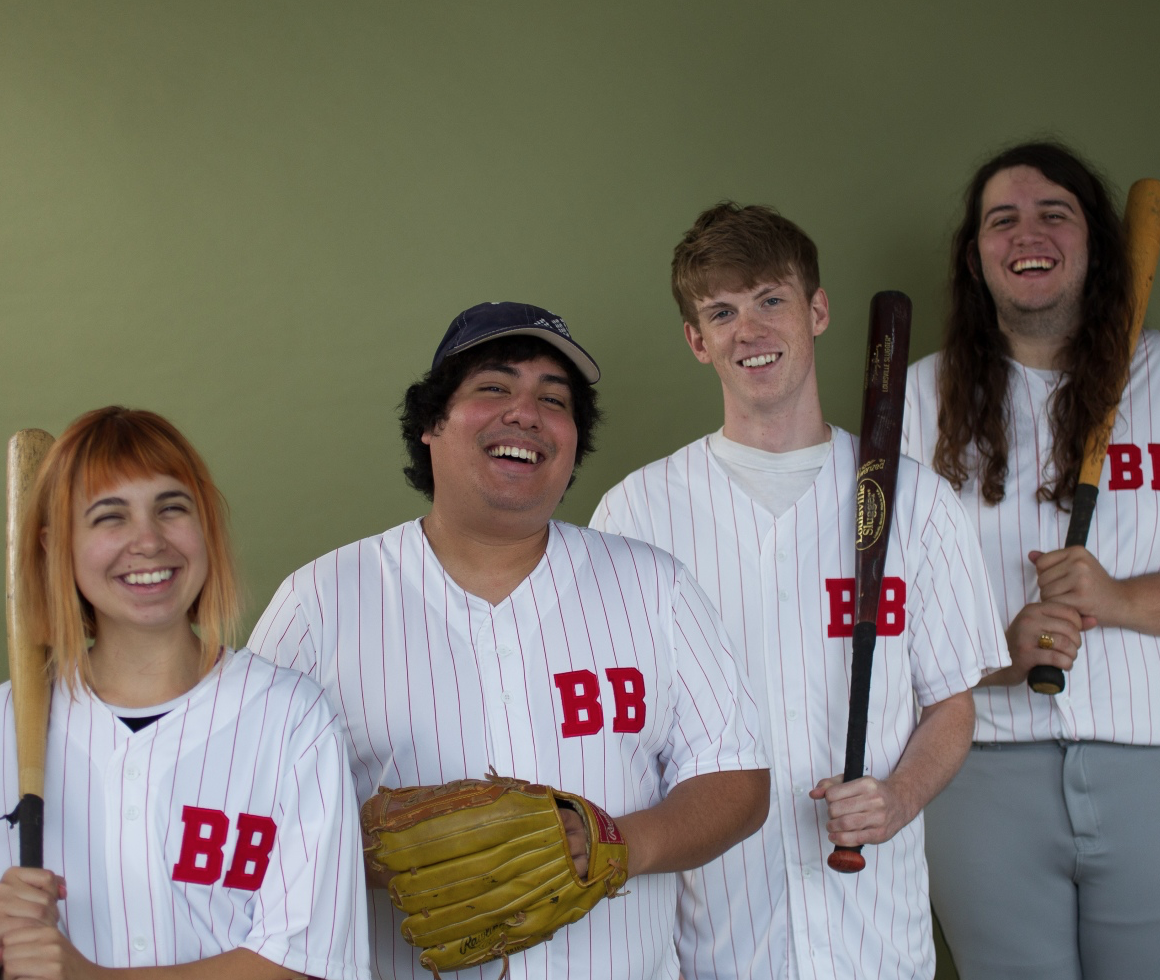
top-left (811, 691), bottom-right (974, 848)
top-left (1032, 547), bottom-right (1107, 628)
top-left (559, 806), bottom-right (589, 879)
top-left (809, 774), bottom-right (912, 847)
top-left (981, 597), bottom-right (1083, 686)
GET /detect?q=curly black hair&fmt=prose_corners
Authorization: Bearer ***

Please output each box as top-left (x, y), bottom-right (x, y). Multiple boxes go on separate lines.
top-left (400, 335), bottom-right (602, 500)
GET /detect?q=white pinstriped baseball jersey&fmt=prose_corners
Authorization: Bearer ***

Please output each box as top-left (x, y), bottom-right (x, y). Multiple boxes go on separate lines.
top-left (591, 428), bottom-right (1007, 980)
top-left (248, 518), bottom-right (767, 980)
top-left (903, 330), bottom-right (1160, 744)
top-left (0, 648), bottom-right (371, 979)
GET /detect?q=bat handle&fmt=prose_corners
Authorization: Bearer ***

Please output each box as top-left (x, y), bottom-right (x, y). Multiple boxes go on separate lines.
top-left (1027, 484), bottom-right (1099, 696)
top-left (18, 794), bottom-right (44, 868)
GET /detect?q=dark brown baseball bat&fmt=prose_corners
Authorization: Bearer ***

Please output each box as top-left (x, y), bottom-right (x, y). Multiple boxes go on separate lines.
top-left (828, 291), bottom-right (912, 874)
top-left (5, 429), bottom-right (55, 867)
top-left (1028, 178), bottom-right (1160, 695)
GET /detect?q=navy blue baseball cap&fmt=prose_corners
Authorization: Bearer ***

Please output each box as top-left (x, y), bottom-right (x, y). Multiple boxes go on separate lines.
top-left (432, 301), bottom-right (600, 384)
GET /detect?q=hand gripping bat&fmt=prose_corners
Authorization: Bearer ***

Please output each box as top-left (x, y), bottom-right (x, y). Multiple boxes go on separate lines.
top-left (5, 429), bottom-right (55, 867)
top-left (1027, 178), bottom-right (1160, 695)
top-left (828, 291), bottom-right (912, 874)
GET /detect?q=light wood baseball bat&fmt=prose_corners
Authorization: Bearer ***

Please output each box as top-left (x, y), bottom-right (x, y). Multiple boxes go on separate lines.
top-left (1028, 178), bottom-right (1160, 695)
top-left (6, 429), bottom-right (55, 867)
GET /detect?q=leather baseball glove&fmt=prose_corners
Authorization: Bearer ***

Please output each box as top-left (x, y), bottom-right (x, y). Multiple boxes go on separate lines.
top-left (360, 771), bottom-right (629, 976)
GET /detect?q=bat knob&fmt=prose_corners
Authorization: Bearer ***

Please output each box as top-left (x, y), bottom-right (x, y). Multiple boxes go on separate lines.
top-left (1028, 665), bottom-right (1065, 696)
top-left (827, 845), bottom-right (865, 874)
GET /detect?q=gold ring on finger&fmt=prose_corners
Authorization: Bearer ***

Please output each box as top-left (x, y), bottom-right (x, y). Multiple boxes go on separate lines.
top-left (1037, 632), bottom-right (1055, 650)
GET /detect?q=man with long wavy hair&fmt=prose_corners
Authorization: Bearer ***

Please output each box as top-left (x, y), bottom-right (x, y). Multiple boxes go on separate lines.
top-left (903, 141), bottom-right (1160, 979)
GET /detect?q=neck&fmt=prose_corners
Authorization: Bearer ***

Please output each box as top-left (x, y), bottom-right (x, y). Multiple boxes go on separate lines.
top-left (421, 511), bottom-right (550, 606)
top-left (87, 621), bottom-right (205, 708)
top-left (996, 307), bottom-right (1077, 371)
top-left (722, 399), bottom-right (829, 454)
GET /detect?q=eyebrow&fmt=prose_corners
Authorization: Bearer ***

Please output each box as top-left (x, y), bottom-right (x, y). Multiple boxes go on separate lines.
top-left (84, 489), bottom-right (193, 517)
top-left (983, 198), bottom-right (1078, 222)
top-left (472, 362), bottom-right (571, 388)
top-left (697, 283), bottom-right (783, 313)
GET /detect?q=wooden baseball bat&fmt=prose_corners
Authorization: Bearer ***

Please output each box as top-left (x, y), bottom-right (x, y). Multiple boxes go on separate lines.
top-left (829, 291), bottom-right (912, 874)
top-left (1028, 178), bottom-right (1160, 695)
top-left (5, 429), bottom-right (55, 867)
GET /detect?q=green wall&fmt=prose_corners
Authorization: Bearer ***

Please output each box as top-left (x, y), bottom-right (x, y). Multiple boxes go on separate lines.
top-left (4, 2), bottom-right (1157, 651)
top-left (4, 4), bottom-right (1156, 976)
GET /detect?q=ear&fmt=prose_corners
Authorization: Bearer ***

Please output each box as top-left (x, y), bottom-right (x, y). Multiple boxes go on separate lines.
top-left (809, 287), bottom-right (831, 338)
top-left (420, 420), bottom-right (445, 446)
top-left (967, 242), bottom-right (981, 280)
top-left (684, 322), bottom-right (713, 365)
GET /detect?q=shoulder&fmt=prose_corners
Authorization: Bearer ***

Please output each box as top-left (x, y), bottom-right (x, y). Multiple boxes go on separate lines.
top-left (1134, 328), bottom-right (1160, 368)
top-left (279, 521), bottom-right (420, 597)
top-left (906, 350), bottom-right (942, 391)
top-left (218, 648), bottom-right (336, 722)
top-left (550, 521), bottom-right (684, 596)
top-left (603, 437), bottom-right (710, 496)
top-left (554, 521), bottom-right (680, 567)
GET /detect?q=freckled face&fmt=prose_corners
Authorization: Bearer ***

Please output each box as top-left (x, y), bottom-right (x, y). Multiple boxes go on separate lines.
top-left (422, 355), bottom-right (579, 525)
top-left (685, 275), bottom-right (829, 423)
top-left (71, 473), bottom-right (208, 638)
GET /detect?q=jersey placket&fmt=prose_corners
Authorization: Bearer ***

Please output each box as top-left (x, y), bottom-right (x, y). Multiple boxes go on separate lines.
top-left (473, 601), bottom-right (539, 776)
top-left (763, 511), bottom-right (831, 977)
top-left (104, 730), bottom-right (157, 966)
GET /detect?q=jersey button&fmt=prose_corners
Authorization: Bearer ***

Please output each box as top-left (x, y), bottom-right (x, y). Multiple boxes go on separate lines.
top-left (125, 766), bottom-right (141, 781)
top-left (497, 646), bottom-right (515, 659)
top-left (802, 867), bottom-right (812, 878)
top-left (787, 708), bottom-right (798, 721)
top-left (778, 589), bottom-right (789, 601)
top-left (125, 806), bottom-right (140, 821)
top-left (501, 692), bottom-right (514, 704)
top-left (777, 551), bottom-right (787, 562)
top-left (132, 937), bottom-right (147, 952)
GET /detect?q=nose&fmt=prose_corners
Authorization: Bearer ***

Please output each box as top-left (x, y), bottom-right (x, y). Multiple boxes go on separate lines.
top-left (502, 389), bottom-right (542, 429)
top-left (736, 307), bottom-right (767, 340)
top-left (128, 516), bottom-right (166, 555)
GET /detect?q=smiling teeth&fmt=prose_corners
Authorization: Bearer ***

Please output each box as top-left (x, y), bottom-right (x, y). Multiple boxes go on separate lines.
top-left (742, 353), bottom-right (779, 367)
top-left (1013, 258), bottom-right (1055, 272)
top-left (489, 446), bottom-right (539, 463)
top-left (125, 570), bottom-right (173, 585)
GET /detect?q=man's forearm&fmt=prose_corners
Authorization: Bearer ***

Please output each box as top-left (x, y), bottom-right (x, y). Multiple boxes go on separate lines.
top-left (615, 768), bottom-right (770, 878)
top-left (1107, 571), bottom-right (1160, 635)
top-left (884, 690), bottom-right (975, 823)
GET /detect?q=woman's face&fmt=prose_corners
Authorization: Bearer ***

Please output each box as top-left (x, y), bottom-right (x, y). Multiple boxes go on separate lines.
top-left (70, 472), bottom-right (208, 639)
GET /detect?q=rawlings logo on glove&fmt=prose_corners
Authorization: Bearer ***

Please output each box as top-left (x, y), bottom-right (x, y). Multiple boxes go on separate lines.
top-left (360, 771), bottom-right (629, 976)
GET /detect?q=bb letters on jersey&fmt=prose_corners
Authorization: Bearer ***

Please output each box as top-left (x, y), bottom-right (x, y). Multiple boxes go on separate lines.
top-left (171, 805), bottom-right (277, 890)
top-left (824, 576), bottom-right (906, 638)
top-left (554, 667), bottom-right (646, 737)
top-left (1107, 442), bottom-right (1160, 490)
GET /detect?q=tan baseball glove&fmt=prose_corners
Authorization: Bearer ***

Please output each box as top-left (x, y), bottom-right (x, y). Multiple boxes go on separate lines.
top-left (360, 771), bottom-right (629, 976)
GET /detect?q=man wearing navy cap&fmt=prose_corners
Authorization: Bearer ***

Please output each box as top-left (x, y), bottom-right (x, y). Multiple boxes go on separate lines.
top-left (249, 301), bottom-right (771, 980)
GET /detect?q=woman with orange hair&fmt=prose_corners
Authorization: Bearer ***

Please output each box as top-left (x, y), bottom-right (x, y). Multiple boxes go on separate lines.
top-left (0, 407), bottom-right (369, 980)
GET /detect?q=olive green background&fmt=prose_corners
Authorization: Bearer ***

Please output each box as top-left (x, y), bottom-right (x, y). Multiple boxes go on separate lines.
top-left (2, 4), bottom-right (1158, 973)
